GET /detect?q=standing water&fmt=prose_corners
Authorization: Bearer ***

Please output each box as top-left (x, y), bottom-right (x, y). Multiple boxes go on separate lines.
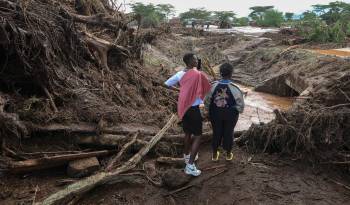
top-left (235, 84), bottom-right (294, 131)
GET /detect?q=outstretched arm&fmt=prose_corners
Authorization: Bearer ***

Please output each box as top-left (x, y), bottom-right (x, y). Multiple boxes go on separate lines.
top-left (165, 72), bottom-right (181, 91)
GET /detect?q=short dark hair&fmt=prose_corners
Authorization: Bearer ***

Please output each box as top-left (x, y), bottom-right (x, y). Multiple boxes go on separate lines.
top-left (183, 53), bottom-right (195, 66)
top-left (219, 63), bottom-right (233, 78)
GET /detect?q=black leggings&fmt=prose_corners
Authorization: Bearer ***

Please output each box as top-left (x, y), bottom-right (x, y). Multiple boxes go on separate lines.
top-left (210, 108), bottom-right (239, 152)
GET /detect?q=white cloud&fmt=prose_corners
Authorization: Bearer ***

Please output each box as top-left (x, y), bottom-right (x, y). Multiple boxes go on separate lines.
top-left (122, 0), bottom-right (350, 17)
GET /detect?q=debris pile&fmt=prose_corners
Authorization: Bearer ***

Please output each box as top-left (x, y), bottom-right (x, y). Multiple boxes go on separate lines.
top-left (238, 62), bottom-right (350, 167)
top-left (0, 0), bottom-right (175, 138)
top-left (0, 0), bottom-right (192, 203)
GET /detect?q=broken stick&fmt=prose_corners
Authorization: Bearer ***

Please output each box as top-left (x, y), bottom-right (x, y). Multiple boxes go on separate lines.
top-left (40, 114), bottom-right (177, 205)
top-left (106, 132), bottom-right (139, 171)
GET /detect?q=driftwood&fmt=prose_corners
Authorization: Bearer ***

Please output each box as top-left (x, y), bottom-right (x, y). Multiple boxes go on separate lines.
top-left (70, 13), bottom-right (121, 30)
top-left (0, 112), bottom-right (28, 138)
top-left (40, 114), bottom-right (177, 205)
top-left (77, 131), bottom-right (243, 147)
top-left (29, 123), bottom-right (157, 136)
top-left (75, 134), bottom-right (148, 146)
top-left (156, 157), bottom-right (183, 167)
top-left (8, 150), bottom-right (114, 173)
top-left (43, 87), bottom-right (58, 113)
top-left (106, 132), bottom-right (139, 171)
top-left (83, 32), bottom-right (129, 70)
top-left (0, 93), bottom-right (6, 112)
top-left (273, 109), bottom-right (288, 125)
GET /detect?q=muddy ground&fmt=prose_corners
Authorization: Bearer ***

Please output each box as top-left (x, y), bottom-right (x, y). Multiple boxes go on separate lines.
top-left (1, 27), bottom-right (350, 205)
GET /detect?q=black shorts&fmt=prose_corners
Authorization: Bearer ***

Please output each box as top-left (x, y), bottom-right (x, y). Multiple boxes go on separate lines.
top-left (182, 106), bottom-right (203, 136)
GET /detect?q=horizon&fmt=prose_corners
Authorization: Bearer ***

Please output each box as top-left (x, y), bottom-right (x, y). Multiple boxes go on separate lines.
top-left (122, 0), bottom-right (350, 17)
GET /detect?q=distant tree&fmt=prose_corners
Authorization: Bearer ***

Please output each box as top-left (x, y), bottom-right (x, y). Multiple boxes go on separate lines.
top-left (235, 17), bottom-right (249, 26)
top-left (285, 12), bottom-right (294, 21)
top-left (130, 2), bottom-right (175, 27)
top-left (257, 9), bottom-right (284, 27)
top-left (156, 4), bottom-right (175, 21)
top-left (302, 10), bottom-right (318, 20)
top-left (249, 6), bottom-right (274, 21)
top-left (214, 11), bottom-right (236, 28)
top-left (179, 8), bottom-right (212, 24)
top-left (312, 1), bottom-right (350, 24)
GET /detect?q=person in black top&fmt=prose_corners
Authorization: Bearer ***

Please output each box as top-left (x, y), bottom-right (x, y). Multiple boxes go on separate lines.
top-left (204, 63), bottom-right (245, 161)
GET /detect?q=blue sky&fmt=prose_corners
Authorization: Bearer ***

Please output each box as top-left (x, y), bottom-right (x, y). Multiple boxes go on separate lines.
top-left (122, 0), bottom-right (350, 17)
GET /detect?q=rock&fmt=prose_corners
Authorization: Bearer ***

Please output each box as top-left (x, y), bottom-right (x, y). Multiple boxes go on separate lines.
top-left (162, 169), bottom-right (192, 189)
top-left (67, 157), bottom-right (100, 178)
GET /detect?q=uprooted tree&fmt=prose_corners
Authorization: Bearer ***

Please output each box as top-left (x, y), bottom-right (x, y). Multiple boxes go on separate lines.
top-left (0, 0), bottom-right (176, 141)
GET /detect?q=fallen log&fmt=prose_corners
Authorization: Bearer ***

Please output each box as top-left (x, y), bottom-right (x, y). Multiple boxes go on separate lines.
top-left (28, 123), bottom-right (157, 136)
top-left (40, 114), bottom-right (177, 205)
top-left (77, 131), bottom-right (242, 147)
top-left (156, 157), bottom-right (183, 167)
top-left (75, 134), bottom-right (148, 146)
top-left (8, 150), bottom-right (114, 173)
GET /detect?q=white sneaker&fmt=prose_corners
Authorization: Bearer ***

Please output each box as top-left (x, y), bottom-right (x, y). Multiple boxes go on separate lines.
top-left (185, 163), bottom-right (201, 176)
top-left (184, 153), bottom-right (199, 164)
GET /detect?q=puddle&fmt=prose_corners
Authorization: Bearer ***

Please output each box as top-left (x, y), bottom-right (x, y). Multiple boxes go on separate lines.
top-left (313, 48), bottom-right (350, 57)
top-left (235, 84), bottom-right (295, 131)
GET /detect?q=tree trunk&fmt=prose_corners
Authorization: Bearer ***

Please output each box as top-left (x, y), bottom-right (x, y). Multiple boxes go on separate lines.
top-left (8, 150), bottom-right (114, 173)
top-left (40, 114), bottom-right (177, 205)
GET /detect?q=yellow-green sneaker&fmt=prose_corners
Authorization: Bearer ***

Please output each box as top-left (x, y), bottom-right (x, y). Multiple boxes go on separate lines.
top-left (212, 151), bottom-right (220, 161)
top-left (225, 152), bottom-right (233, 161)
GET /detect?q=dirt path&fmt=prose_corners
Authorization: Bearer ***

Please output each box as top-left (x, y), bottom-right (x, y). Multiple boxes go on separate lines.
top-left (79, 143), bottom-right (350, 205)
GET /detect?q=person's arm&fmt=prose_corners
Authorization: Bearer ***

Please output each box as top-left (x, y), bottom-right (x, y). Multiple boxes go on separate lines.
top-left (164, 72), bottom-right (181, 91)
top-left (204, 82), bottom-right (217, 113)
top-left (229, 83), bottom-right (245, 113)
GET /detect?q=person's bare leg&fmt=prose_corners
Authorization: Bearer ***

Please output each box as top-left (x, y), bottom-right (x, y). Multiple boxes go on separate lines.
top-left (188, 135), bottom-right (201, 164)
top-left (184, 133), bottom-right (191, 155)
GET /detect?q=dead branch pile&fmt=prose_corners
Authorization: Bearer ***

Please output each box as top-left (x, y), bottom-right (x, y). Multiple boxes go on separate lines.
top-left (238, 73), bottom-right (350, 166)
top-left (0, 0), bottom-right (176, 140)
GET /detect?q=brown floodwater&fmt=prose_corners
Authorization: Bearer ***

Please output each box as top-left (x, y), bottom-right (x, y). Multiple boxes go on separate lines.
top-left (234, 84), bottom-right (295, 131)
top-left (313, 48), bottom-right (350, 57)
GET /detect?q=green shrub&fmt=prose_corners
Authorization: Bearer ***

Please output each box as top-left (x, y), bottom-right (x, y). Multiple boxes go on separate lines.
top-left (328, 21), bottom-right (346, 42)
top-left (235, 17), bottom-right (249, 26)
top-left (295, 18), bottom-right (347, 43)
top-left (257, 9), bottom-right (284, 27)
top-left (346, 22), bottom-right (350, 36)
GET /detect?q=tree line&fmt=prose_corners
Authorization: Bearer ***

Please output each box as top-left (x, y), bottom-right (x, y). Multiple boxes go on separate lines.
top-left (295, 1), bottom-right (350, 43)
top-left (130, 1), bottom-right (350, 42)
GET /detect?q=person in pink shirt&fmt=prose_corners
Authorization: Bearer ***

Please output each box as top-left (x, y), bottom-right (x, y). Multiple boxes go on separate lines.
top-left (165, 53), bottom-right (210, 176)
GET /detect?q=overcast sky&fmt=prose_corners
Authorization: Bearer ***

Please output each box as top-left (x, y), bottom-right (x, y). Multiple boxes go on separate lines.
top-left (122, 0), bottom-right (350, 17)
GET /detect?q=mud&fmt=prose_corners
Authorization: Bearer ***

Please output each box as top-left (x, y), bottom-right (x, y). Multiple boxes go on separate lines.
top-left (80, 144), bottom-right (350, 205)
